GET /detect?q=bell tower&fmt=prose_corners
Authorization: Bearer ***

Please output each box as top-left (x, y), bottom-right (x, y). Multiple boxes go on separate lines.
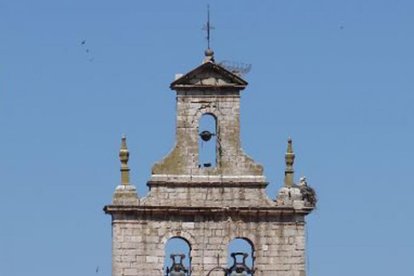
top-left (150, 49), bottom-right (265, 193)
top-left (104, 50), bottom-right (316, 276)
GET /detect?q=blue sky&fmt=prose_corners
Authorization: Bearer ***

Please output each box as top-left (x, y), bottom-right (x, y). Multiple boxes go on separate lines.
top-left (0, 1), bottom-right (413, 275)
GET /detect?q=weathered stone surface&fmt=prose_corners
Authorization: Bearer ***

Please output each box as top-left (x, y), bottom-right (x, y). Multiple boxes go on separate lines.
top-left (109, 215), bottom-right (307, 275)
top-left (105, 56), bottom-right (315, 276)
top-left (151, 90), bottom-right (263, 178)
top-left (112, 184), bottom-right (139, 205)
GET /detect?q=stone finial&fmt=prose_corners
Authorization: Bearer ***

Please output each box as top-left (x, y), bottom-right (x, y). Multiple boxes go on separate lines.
top-left (284, 137), bottom-right (295, 187)
top-left (203, 48), bottom-right (215, 63)
top-left (113, 135), bottom-right (138, 204)
top-left (119, 135), bottom-right (130, 185)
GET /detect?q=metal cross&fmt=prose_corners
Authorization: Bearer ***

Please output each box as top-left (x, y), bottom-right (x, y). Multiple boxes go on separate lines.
top-left (202, 5), bottom-right (215, 49)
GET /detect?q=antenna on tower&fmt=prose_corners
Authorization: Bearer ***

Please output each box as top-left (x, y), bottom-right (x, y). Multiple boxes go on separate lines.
top-left (202, 4), bottom-right (215, 50)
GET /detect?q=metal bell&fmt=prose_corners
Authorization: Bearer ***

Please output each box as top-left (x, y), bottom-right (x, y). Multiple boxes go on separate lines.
top-left (199, 130), bottom-right (214, 141)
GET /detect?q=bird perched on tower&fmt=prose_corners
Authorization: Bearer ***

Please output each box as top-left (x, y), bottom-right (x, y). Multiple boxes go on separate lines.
top-left (298, 177), bottom-right (317, 206)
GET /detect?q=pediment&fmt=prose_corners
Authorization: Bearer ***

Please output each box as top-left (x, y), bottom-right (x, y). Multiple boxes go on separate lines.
top-left (170, 61), bottom-right (248, 90)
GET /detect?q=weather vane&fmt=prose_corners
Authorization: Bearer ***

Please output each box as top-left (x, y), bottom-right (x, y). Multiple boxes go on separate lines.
top-left (202, 5), bottom-right (215, 50)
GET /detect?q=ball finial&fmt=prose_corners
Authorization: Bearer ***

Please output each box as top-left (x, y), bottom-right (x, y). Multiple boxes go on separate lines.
top-left (205, 48), bottom-right (214, 57)
top-left (203, 48), bottom-right (215, 63)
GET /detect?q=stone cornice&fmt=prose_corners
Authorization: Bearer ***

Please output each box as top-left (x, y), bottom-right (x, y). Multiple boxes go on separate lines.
top-left (147, 181), bottom-right (268, 189)
top-left (104, 205), bottom-right (314, 221)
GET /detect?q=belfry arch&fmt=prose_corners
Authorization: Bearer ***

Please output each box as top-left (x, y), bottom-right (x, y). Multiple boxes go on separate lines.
top-left (198, 113), bottom-right (218, 168)
top-left (164, 237), bottom-right (192, 276)
top-left (227, 238), bottom-right (255, 275)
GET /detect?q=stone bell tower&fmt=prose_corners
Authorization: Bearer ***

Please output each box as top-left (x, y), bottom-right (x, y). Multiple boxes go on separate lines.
top-left (104, 49), bottom-right (316, 276)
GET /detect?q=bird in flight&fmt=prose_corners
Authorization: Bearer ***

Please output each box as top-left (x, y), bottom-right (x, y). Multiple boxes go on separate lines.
top-left (80, 40), bottom-right (94, 62)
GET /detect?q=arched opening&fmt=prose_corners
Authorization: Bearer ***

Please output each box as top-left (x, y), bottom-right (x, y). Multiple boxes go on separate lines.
top-left (198, 113), bottom-right (217, 168)
top-left (164, 237), bottom-right (191, 276)
top-left (227, 238), bottom-right (254, 275)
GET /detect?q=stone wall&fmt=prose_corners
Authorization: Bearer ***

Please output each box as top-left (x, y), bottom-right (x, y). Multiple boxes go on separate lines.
top-left (151, 90), bottom-right (263, 178)
top-left (142, 184), bottom-right (273, 207)
top-left (111, 214), bottom-right (307, 276)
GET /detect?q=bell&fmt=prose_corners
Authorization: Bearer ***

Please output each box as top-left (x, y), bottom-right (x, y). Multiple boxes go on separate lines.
top-left (230, 269), bottom-right (248, 276)
top-left (199, 130), bottom-right (214, 141)
top-left (168, 254), bottom-right (187, 276)
top-left (170, 270), bottom-right (186, 276)
top-left (228, 252), bottom-right (252, 276)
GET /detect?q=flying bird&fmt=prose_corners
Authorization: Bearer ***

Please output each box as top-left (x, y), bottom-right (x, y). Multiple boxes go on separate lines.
top-left (80, 39), bottom-right (95, 62)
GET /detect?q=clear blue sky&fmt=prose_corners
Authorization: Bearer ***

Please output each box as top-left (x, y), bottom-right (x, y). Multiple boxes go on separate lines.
top-left (1, 1), bottom-right (413, 275)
